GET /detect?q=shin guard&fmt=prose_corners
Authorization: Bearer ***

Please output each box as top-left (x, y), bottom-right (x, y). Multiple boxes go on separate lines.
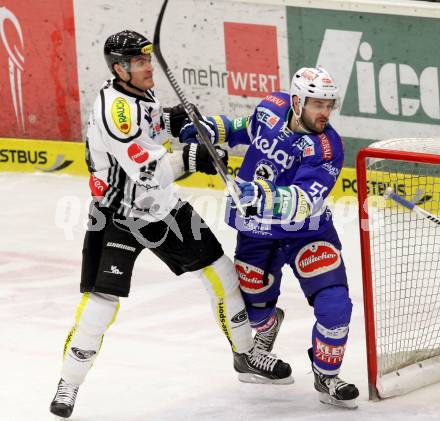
top-left (198, 254), bottom-right (253, 353)
top-left (311, 286), bottom-right (352, 376)
top-left (61, 292), bottom-right (120, 385)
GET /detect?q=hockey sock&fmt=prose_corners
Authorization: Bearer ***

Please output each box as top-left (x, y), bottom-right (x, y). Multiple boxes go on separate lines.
top-left (311, 286), bottom-right (352, 376)
top-left (61, 292), bottom-right (120, 385)
top-left (198, 254), bottom-right (253, 354)
top-left (255, 310), bottom-right (277, 333)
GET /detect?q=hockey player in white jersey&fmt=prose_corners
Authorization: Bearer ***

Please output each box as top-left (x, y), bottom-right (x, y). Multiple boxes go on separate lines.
top-left (49, 30), bottom-right (292, 418)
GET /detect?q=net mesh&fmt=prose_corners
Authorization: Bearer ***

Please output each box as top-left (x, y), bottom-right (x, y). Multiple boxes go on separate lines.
top-left (365, 138), bottom-right (440, 377)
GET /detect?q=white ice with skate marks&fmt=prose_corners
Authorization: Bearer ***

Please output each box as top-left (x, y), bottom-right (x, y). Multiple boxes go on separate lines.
top-left (1, 172), bottom-right (440, 420)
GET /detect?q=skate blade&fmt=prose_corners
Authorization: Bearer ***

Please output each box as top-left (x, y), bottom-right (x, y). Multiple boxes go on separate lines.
top-left (238, 372), bottom-right (294, 385)
top-left (318, 392), bottom-right (358, 409)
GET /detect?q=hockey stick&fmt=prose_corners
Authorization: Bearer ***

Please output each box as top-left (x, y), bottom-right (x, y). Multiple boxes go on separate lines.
top-left (384, 187), bottom-right (440, 226)
top-left (153, 0), bottom-right (245, 215)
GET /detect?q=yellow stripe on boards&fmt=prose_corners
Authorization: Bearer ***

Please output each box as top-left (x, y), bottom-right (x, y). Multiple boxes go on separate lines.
top-left (203, 266), bottom-right (236, 352)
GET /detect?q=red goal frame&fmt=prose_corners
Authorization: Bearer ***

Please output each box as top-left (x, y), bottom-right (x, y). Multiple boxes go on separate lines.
top-left (356, 147), bottom-right (440, 400)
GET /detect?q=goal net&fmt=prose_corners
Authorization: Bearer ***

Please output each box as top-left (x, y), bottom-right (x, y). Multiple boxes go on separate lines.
top-left (356, 138), bottom-right (440, 400)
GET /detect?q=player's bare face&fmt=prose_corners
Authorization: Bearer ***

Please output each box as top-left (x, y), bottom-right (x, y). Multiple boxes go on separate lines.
top-left (302, 98), bottom-right (335, 133)
top-left (130, 55), bottom-right (154, 90)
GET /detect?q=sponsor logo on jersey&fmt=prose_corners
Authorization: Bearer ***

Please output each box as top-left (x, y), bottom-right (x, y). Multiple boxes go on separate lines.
top-left (322, 162), bottom-right (340, 181)
top-left (71, 347), bottom-right (97, 361)
top-left (265, 95), bottom-right (287, 108)
top-left (112, 97), bottom-right (131, 134)
top-left (295, 241), bottom-right (341, 278)
top-left (276, 124), bottom-right (294, 142)
top-left (254, 159), bottom-right (278, 182)
top-left (319, 133), bottom-right (332, 160)
top-left (231, 309), bottom-right (248, 324)
top-left (256, 106), bottom-right (280, 129)
top-left (128, 143), bottom-right (149, 163)
top-left (314, 338), bottom-right (346, 365)
top-left (242, 219), bottom-right (272, 235)
top-left (303, 146), bottom-right (315, 157)
top-left (252, 126), bottom-right (295, 170)
top-left (235, 259), bottom-right (274, 293)
top-left (89, 174), bottom-right (108, 199)
top-left (295, 136), bottom-right (315, 157)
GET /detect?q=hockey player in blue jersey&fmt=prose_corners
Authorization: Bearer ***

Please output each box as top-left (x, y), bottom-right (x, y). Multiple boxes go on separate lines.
top-left (179, 66), bottom-right (359, 409)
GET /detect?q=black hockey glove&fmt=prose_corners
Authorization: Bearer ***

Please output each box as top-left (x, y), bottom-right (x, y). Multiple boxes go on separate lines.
top-left (163, 103), bottom-right (199, 137)
top-left (182, 144), bottom-right (228, 175)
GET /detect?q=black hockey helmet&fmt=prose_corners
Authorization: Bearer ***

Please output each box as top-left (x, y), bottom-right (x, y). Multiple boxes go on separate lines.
top-left (104, 30), bottom-right (153, 77)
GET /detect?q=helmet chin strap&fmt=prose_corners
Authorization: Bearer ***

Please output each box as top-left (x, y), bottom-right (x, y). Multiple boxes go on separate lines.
top-left (292, 107), bottom-right (311, 134)
top-left (126, 77), bottom-right (144, 92)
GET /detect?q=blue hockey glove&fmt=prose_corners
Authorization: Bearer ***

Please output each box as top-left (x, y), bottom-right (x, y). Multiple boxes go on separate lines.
top-left (179, 115), bottom-right (229, 144)
top-left (238, 179), bottom-right (277, 217)
top-left (238, 179), bottom-right (311, 221)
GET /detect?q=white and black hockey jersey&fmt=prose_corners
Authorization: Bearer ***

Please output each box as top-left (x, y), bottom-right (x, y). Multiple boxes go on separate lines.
top-left (86, 79), bottom-right (183, 222)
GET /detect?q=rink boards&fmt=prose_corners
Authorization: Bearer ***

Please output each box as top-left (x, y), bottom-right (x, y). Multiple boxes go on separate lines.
top-left (2, 137), bottom-right (440, 210)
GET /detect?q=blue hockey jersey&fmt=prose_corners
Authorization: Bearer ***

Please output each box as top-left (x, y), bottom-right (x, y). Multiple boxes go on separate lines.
top-left (224, 91), bottom-right (344, 239)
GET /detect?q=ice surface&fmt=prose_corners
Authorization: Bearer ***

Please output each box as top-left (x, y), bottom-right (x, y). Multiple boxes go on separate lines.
top-left (1, 172), bottom-right (440, 420)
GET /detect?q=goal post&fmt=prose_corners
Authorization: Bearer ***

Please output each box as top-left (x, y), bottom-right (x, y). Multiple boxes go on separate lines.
top-left (356, 138), bottom-right (440, 400)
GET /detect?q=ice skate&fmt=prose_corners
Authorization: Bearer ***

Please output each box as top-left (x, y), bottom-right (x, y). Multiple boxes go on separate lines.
top-left (309, 349), bottom-right (359, 409)
top-left (49, 378), bottom-right (79, 418)
top-left (234, 346), bottom-right (294, 385)
top-left (254, 307), bottom-right (284, 353)
top-left (313, 368), bottom-right (359, 409)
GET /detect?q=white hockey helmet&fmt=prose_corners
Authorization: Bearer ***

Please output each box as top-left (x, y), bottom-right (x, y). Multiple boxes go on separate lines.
top-left (290, 66), bottom-right (339, 116)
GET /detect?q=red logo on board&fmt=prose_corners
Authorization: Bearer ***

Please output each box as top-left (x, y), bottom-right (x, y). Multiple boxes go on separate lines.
top-left (128, 143), bottom-right (149, 163)
top-left (0, 2), bottom-right (81, 140)
top-left (224, 22), bottom-right (280, 98)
